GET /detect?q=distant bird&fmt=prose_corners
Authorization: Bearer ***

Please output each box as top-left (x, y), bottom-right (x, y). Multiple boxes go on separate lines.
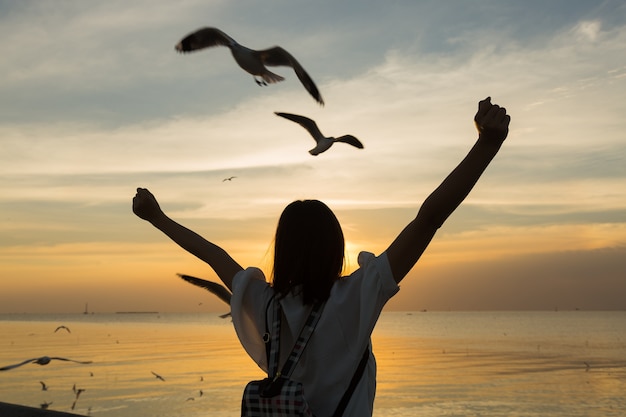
top-left (40, 402), bottom-right (53, 410)
top-left (72, 384), bottom-right (86, 396)
top-left (175, 27), bottom-right (324, 105)
top-left (151, 371), bottom-right (166, 381)
top-left (39, 381), bottom-right (48, 391)
top-left (222, 176), bottom-right (237, 182)
top-left (73, 386), bottom-right (86, 398)
top-left (274, 112), bottom-right (364, 156)
top-left (177, 274), bottom-right (232, 318)
top-left (71, 385), bottom-right (85, 411)
top-left (54, 325), bottom-right (71, 333)
top-left (0, 356), bottom-right (92, 371)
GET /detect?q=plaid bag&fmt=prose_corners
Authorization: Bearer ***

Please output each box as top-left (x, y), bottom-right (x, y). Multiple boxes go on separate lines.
top-left (241, 298), bottom-right (324, 417)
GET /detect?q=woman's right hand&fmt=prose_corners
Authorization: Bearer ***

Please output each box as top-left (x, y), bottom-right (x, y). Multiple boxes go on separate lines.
top-left (474, 97), bottom-right (510, 144)
top-left (132, 187), bottom-right (163, 222)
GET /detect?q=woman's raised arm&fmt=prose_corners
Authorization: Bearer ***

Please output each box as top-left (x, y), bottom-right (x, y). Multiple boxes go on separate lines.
top-left (386, 97), bottom-right (511, 283)
top-left (132, 187), bottom-right (243, 291)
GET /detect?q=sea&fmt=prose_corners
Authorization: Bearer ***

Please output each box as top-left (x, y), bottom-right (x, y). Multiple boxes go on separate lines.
top-left (0, 311), bottom-right (624, 417)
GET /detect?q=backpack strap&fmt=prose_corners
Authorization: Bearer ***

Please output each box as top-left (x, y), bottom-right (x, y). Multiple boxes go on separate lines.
top-left (265, 298), bottom-right (325, 380)
top-left (263, 296), bottom-right (368, 415)
top-left (332, 345), bottom-right (370, 417)
top-left (279, 301), bottom-right (324, 379)
top-left (262, 295), bottom-right (276, 373)
top-left (265, 296), bottom-right (282, 378)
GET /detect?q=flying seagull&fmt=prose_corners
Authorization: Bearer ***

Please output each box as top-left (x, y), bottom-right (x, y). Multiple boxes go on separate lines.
top-left (71, 387), bottom-right (85, 411)
top-left (151, 371), bottom-right (166, 381)
top-left (175, 27), bottom-right (324, 105)
top-left (54, 325), bottom-right (71, 333)
top-left (0, 356), bottom-right (92, 371)
top-left (222, 176), bottom-right (237, 182)
top-left (177, 273), bottom-right (232, 318)
top-left (274, 112), bottom-right (364, 156)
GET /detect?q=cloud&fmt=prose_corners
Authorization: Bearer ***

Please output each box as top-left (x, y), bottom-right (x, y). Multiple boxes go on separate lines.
top-left (391, 245), bottom-right (626, 311)
top-left (2, 8), bottom-right (625, 227)
top-left (1, 1), bottom-right (625, 312)
top-left (574, 19), bottom-right (602, 41)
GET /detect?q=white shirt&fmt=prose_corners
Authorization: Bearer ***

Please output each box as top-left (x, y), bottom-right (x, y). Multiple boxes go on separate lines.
top-left (231, 251), bottom-right (399, 416)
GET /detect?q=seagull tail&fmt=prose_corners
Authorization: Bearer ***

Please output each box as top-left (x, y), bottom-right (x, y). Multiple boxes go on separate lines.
top-left (260, 71), bottom-right (284, 84)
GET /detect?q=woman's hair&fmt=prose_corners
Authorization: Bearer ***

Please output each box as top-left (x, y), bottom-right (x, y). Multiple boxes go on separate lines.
top-left (272, 200), bottom-right (345, 304)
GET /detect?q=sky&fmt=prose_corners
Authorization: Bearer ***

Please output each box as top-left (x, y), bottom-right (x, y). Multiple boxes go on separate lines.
top-left (1, 0), bottom-right (625, 313)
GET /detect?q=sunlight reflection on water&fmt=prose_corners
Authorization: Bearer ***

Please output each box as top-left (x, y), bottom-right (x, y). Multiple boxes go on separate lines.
top-left (0, 311), bottom-right (624, 416)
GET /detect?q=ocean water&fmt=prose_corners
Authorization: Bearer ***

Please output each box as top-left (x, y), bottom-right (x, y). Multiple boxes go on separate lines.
top-left (0, 311), bottom-right (624, 417)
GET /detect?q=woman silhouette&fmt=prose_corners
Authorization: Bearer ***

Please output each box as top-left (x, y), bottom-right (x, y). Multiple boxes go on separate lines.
top-left (132, 97), bottom-right (511, 416)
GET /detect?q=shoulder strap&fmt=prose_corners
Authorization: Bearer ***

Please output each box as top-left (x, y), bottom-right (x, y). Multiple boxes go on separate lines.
top-left (265, 296), bottom-right (282, 378)
top-left (332, 345), bottom-right (370, 417)
top-left (264, 296), bottom-right (368, 416)
top-left (265, 299), bottom-right (325, 379)
top-left (279, 301), bottom-right (324, 378)
top-left (263, 295), bottom-right (276, 371)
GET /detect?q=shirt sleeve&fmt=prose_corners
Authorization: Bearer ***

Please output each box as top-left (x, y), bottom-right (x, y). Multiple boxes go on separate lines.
top-left (230, 267), bottom-right (274, 372)
top-left (329, 251), bottom-right (399, 355)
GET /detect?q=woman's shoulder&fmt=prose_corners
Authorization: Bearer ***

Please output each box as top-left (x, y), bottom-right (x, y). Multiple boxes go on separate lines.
top-left (357, 251), bottom-right (377, 266)
top-left (238, 266), bottom-right (266, 279)
top-left (232, 266), bottom-right (269, 293)
top-left (342, 251), bottom-right (392, 279)
top-left (335, 251), bottom-right (397, 295)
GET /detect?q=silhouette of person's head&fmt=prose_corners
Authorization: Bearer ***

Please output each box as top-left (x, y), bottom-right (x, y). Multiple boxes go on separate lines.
top-left (272, 200), bottom-right (345, 304)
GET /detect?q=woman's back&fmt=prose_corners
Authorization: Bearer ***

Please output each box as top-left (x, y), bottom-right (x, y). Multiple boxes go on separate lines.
top-left (231, 251), bottom-right (399, 416)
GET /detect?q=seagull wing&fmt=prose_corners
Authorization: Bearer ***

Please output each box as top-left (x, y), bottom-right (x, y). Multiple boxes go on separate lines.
top-left (274, 112), bottom-right (325, 143)
top-left (176, 27), bottom-right (236, 53)
top-left (260, 47), bottom-right (324, 105)
top-left (177, 274), bottom-right (232, 306)
top-left (151, 371), bottom-right (165, 381)
top-left (0, 358), bottom-right (37, 371)
top-left (335, 135), bottom-right (364, 149)
top-left (50, 357), bottom-right (93, 365)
